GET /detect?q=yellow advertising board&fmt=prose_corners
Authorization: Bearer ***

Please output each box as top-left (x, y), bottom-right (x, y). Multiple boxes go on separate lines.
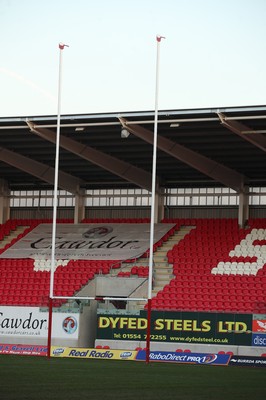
top-left (51, 346), bottom-right (137, 361)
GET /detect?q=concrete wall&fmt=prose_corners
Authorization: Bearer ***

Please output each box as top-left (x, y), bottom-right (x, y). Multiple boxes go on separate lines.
top-left (94, 339), bottom-right (266, 357)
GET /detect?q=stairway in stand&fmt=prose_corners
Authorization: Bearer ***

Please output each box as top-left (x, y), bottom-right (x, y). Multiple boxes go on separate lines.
top-left (152, 226), bottom-right (194, 296)
top-left (125, 225), bottom-right (194, 309)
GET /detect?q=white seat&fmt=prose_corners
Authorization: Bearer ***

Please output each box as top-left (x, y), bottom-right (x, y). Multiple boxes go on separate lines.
top-left (223, 270), bottom-right (231, 275)
top-left (250, 266), bottom-right (258, 275)
top-left (224, 261), bottom-right (231, 265)
top-left (224, 264), bottom-right (231, 271)
top-left (251, 262), bottom-right (257, 267)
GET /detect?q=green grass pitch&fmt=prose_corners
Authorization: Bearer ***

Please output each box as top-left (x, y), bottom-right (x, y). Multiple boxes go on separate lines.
top-left (0, 355), bottom-right (265, 400)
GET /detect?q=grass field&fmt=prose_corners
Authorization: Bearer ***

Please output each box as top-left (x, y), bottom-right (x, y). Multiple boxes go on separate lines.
top-left (0, 355), bottom-right (265, 400)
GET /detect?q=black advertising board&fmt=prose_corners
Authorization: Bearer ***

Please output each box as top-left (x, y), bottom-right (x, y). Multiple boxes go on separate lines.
top-left (229, 355), bottom-right (266, 368)
top-left (97, 310), bottom-right (253, 346)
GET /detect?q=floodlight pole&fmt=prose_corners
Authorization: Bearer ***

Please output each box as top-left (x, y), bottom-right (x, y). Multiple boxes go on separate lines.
top-left (146, 35), bottom-right (165, 364)
top-left (47, 43), bottom-right (69, 359)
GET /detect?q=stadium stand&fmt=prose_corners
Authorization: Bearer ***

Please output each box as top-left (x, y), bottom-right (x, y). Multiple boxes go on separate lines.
top-left (0, 218), bottom-right (265, 315)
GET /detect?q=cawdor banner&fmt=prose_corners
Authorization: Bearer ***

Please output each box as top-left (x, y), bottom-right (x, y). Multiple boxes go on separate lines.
top-left (0, 306), bottom-right (79, 340)
top-left (0, 223), bottom-right (174, 260)
top-left (97, 310), bottom-right (253, 346)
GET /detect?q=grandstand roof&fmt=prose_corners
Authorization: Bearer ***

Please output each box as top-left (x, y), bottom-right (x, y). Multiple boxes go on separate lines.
top-left (0, 104), bottom-right (266, 193)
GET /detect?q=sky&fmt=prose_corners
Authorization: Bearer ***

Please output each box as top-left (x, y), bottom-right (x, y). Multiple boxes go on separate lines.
top-left (1, 0), bottom-right (266, 117)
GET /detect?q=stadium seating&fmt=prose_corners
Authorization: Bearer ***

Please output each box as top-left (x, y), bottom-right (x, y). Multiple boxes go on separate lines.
top-left (0, 218), bottom-right (265, 315)
top-left (149, 218), bottom-right (266, 314)
top-left (0, 219), bottom-right (94, 306)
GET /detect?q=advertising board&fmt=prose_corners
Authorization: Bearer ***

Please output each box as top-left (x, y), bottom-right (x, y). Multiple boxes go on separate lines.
top-left (0, 223), bottom-right (174, 260)
top-left (136, 350), bottom-right (231, 365)
top-left (0, 306), bottom-right (79, 339)
top-left (0, 343), bottom-right (47, 356)
top-left (97, 310), bottom-right (253, 346)
top-left (229, 355), bottom-right (266, 368)
top-left (51, 346), bottom-right (137, 360)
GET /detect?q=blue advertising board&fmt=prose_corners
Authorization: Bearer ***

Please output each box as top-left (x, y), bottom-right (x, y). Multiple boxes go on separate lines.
top-left (136, 350), bottom-right (231, 365)
top-left (252, 333), bottom-right (266, 347)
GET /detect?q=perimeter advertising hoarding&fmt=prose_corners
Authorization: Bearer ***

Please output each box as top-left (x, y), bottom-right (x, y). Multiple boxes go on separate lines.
top-left (97, 311), bottom-right (253, 346)
top-left (229, 355), bottom-right (266, 368)
top-left (252, 334), bottom-right (266, 347)
top-left (51, 346), bottom-right (137, 360)
top-left (252, 317), bottom-right (266, 347)
top-left (136, 350), bottom-right (231, 365)
top-left (0, 343), bottom-right (47, 356)
top-left (0, 306), bottom-right (79, 340)
top-left (51, 347), bottom-right (230, 365)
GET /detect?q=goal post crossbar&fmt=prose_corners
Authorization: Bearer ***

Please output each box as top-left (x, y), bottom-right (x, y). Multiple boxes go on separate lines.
top-left (50, 296), bottom-right (148, 302)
